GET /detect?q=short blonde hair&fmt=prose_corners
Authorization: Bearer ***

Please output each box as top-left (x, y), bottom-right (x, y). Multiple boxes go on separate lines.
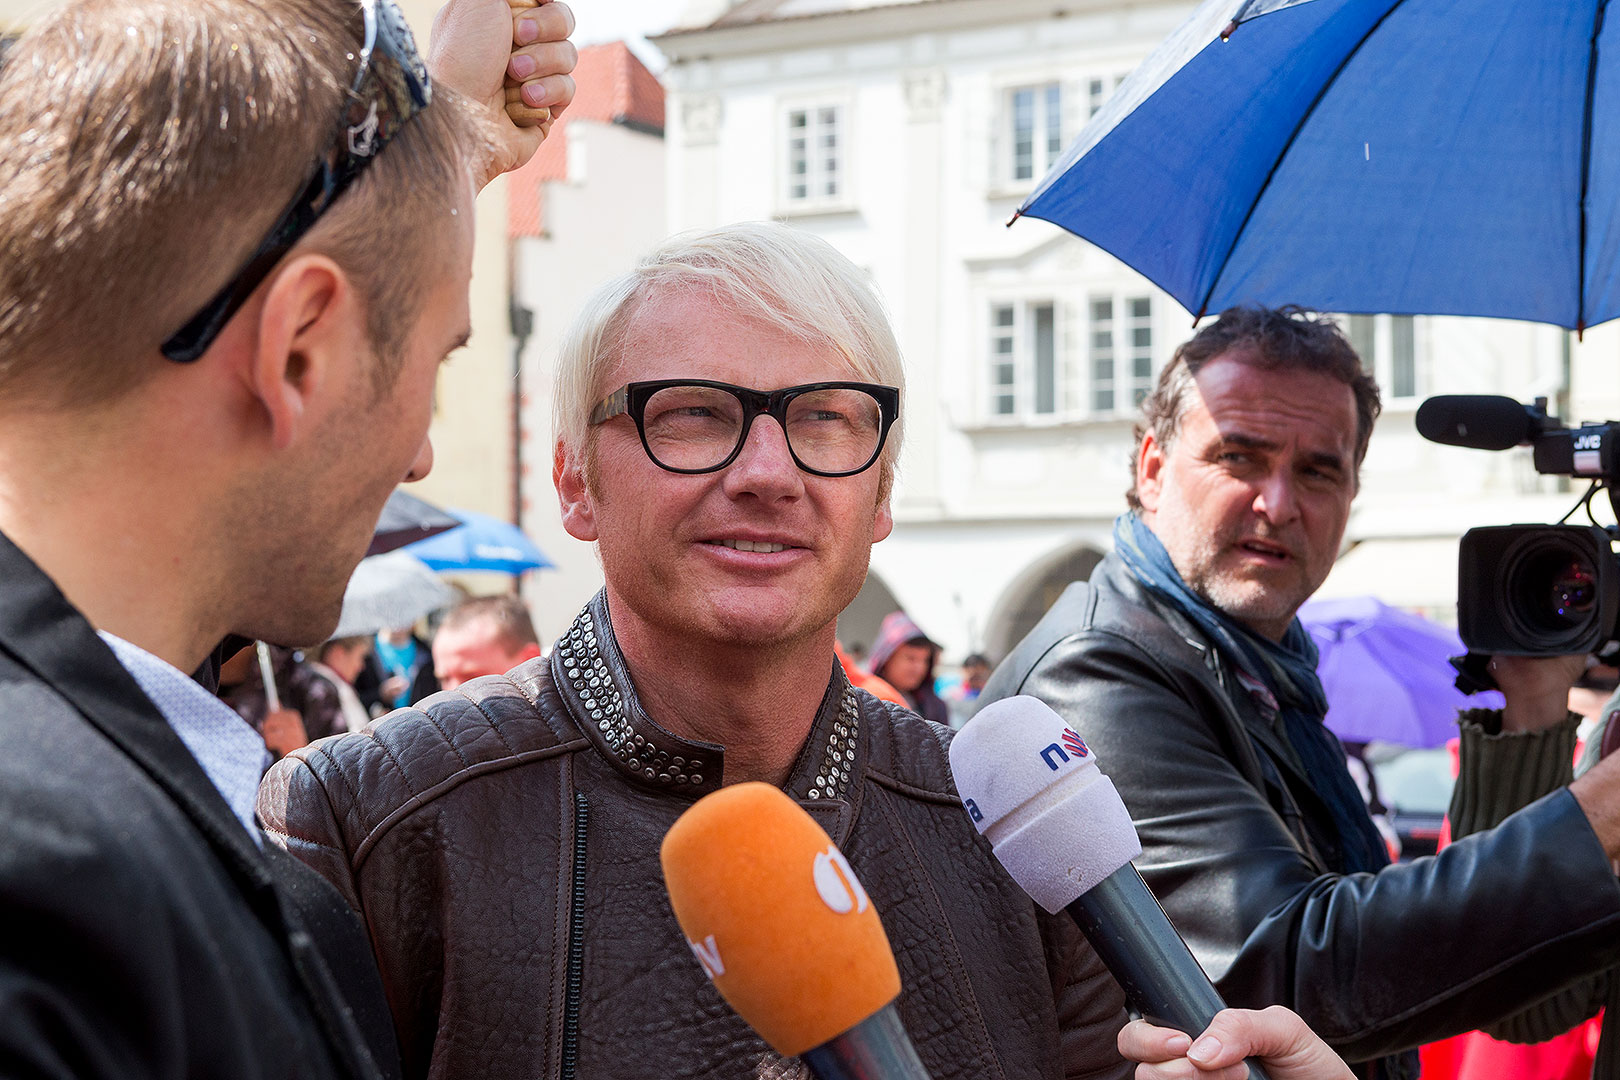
top-left (552, 222), bottom-right (906, 492)
top-left (0, 0), bottom-right (485, 407)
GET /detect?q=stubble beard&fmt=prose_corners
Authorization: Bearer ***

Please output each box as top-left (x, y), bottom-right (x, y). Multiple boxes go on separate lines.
top-left (1178, 534), bottom-right (1307, 641)
top-left (232, 407), bottom-right (385, 649)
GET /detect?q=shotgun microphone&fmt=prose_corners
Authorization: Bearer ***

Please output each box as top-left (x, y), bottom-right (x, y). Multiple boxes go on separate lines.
top-left (660, 782), bottom-right (932, 1080)
top-left (1415, 394), bottom-right (1541, 450)
top-left (950, 696), bottom-right (1272, 1080)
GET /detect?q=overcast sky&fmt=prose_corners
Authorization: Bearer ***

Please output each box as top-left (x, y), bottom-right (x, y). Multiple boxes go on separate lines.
top-left (570, 0), bottom-right (686, 72)
top-left (0, 0), bottom-right (690, 73)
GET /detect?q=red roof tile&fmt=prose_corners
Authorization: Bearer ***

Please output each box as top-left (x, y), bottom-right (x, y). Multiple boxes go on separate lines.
top-left (508, 41), bottom-right (666, 238)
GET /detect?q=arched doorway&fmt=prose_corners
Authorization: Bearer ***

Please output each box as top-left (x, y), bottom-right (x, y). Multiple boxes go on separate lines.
top-left (982, 543), bottom-right (1105, 662)
top-left (837, 571), bottom-right (901, 667)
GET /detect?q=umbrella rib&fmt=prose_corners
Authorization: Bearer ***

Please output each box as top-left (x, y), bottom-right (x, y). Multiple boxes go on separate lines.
top-left (1578, 1), bottom-right (1610, 335)
top-left (1195, 0), bottom-right (1414, 321)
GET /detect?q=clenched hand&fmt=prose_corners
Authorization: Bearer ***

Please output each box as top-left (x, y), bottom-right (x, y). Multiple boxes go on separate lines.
top-left (428, 0), bottom-right (577, 183)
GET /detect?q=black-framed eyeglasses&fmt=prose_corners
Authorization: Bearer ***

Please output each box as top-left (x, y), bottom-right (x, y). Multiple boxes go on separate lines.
top-left (159, 0), bottom-right (431, 363)
top-left (589, 380), bottom-right (900, 477)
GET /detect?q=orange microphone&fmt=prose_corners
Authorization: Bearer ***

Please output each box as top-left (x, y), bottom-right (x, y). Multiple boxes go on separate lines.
top-left (660, 782), bottom-right (932, 1079)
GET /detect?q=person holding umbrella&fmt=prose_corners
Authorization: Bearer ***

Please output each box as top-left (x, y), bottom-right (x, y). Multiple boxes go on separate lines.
top-left (217, 641), bottom-right (351, 756)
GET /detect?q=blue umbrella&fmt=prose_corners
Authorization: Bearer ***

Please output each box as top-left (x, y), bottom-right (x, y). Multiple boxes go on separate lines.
top-left (1020, 0), bottom-right (1620, 330)
top-left (404, 508), bottom-right (554, 575)
top-left (1300, 596), bottom-right (1502, 748)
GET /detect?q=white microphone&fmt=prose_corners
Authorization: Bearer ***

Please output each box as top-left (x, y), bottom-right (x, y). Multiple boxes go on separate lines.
top-left (950, 695), bottom-right (1273, 1080)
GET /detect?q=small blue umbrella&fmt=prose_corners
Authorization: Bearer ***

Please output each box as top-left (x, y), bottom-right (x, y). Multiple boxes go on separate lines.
top-left (1300, 596), bottom-right (1502, 748)
top-left (1020, 0), bottom-right (1620, 331)
top-left (404, 508), bottom-right (554, 575)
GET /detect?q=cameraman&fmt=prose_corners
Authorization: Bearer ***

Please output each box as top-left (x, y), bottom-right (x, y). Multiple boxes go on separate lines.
top-left (1436, 655), bottom-right (1620, 1080)
top-left (980, 306), bottom-right (1620, 1080)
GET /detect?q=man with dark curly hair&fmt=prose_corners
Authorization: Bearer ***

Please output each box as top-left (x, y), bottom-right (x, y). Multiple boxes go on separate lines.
top-left (981, 305), bottom-right (1620, 1080)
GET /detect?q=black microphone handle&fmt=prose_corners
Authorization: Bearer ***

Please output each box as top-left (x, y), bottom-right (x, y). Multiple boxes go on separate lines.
top-left (799, 1004), bottom-right (934, 1080)
top-left (1066, 866), bottom-right (1273, 1080)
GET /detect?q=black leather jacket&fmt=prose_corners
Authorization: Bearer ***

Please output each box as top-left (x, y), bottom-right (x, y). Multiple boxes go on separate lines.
top-left (980, 553), bottom-right (1620, 1080)
top-left (260, 593), bottom-right (1132, 1080)
top-left (0, 531), bottom-right (398, 1080)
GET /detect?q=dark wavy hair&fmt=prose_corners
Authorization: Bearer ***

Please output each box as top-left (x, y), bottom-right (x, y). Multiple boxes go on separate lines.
top-left (1126, 305), bottom-right (1382, 511)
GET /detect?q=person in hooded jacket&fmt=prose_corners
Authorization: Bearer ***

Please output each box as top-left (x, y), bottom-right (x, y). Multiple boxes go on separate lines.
top-left (868, 610), bottom-right (950, 726)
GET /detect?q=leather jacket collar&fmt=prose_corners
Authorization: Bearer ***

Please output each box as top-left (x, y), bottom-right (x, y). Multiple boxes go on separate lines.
top-left (549, 591), bottom-right (862, 805)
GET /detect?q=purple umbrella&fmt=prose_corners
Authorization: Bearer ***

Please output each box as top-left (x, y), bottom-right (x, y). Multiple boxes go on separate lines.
top-left (1300, 596), bottom-right (1503, 748)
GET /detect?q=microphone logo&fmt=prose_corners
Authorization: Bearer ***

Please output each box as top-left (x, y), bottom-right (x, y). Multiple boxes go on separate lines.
top-left (687, 933), bottom-right (725, 979)
top-left (1062, 729), bottom-right (1089, 758)
top-left (1040, 728), bottom-right (1090, 771)
top-left (812, 844), bottom-right (870, 915)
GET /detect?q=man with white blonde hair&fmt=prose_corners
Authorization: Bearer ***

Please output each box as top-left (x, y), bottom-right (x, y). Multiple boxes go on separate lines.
top-left (261, 222), bottom-right (1133, 1079)
top-left (0, 0), bottom-right (574, 1074)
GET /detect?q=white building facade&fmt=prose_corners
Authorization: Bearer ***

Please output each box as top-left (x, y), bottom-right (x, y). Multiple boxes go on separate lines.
top-left (655, 0), bottom-right (1620, 660)
top-left (511, 43), bottom-right (668, 644)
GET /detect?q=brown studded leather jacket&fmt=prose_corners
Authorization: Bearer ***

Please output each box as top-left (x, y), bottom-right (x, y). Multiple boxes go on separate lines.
top-left (257, 593), bottom-right (1132, 1080)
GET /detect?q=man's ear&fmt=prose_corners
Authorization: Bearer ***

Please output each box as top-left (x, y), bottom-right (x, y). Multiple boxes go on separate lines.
top-left (248, 254), bottom-right (355, 451)
top-left (1135, 432), bottom-right (1167, 513)
top-left (555, 440), bottom-right (599, 542)
top-left (872, 495), bottom-right (893, 544)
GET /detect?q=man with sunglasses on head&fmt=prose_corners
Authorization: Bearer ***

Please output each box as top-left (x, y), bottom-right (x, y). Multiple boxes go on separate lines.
top-left (0, 0), bottom-right (574, 1077)
top-left (259, 223), bottom-right (1133, 1080)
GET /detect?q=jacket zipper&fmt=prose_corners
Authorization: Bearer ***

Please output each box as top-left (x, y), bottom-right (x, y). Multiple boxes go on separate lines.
top-left (561, 792), bottom-right (589, 1080)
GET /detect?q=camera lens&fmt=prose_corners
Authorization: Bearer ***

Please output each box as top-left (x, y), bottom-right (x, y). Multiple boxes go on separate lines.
top-left (1457, 523), bottom-right (1617, 656)
top-left (1504, 541), bottom-right (1600, 644)
top-left (1537, 558), bottom-right (1596, 621)
top-left (1552, 562), bottom-right (1597, 616)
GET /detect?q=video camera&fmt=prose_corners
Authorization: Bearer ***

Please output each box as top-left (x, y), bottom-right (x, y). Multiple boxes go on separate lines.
top-left (1417, 395), bottom-right (1620, 656)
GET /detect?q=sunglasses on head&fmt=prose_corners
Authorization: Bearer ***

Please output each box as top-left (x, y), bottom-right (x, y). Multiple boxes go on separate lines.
top-left (160, 0), bottom-right (431, 363)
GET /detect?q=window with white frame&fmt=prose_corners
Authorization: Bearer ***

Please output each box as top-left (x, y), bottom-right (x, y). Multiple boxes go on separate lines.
top-left (988, 301), bottom-right (1060, 418)
top-left (784, 104), bottom-right (843, 207)
top-left (1087, 74), bottom-right (1126, 118)
top-left (1343, 314), bottom-right (1419, 399)
top-left (1089, 295), bottom-right (1154, 414)
top-left (1007, 83), bottom-right (1064, 183)
top-left (991, 306), bottom-right (1016, 415)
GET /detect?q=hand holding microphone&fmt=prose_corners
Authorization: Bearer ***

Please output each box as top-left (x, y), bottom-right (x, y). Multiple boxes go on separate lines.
top-left (1120, 1008), bottom-right (1353, 1080)
top-left (660, 782), bottom-right (932, 1080)
top-left (950, 696), bottom-right (1274, 1080)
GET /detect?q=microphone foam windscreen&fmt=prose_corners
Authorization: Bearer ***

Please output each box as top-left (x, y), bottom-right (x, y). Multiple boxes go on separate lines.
top-left (660, 782), bottom-right (901, 1057)
top-left (1414, 395), bottom-right (1530, 450)
top-left (949, 695), bottom-right (1141, 914)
